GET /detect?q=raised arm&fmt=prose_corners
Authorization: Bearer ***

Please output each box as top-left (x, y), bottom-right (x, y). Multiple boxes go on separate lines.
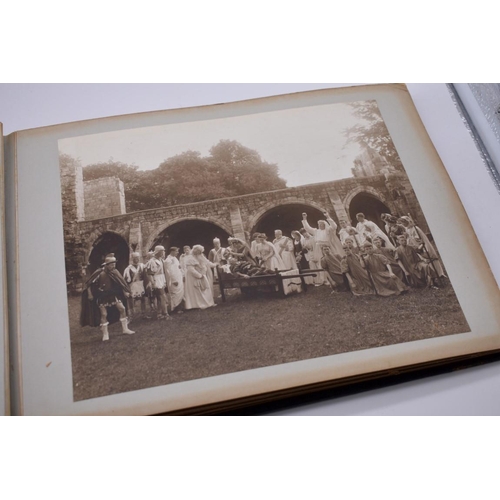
top-left (325, 216), bottom-right (338, 232)
top-left (301, 218), bottom-right (316, 236)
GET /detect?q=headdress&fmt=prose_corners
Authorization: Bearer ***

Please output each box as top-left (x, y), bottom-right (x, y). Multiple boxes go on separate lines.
top-left (154, 245), bottom-right (165, 256)
top-left (192, 245), bottom-right (205, 255)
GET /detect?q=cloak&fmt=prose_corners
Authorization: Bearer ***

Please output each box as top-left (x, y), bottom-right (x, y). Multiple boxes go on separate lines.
top-left (80, 268), bottom-right (131, 328)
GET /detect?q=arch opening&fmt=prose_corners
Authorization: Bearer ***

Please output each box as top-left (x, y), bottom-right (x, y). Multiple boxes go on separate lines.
top-left (88, 232), bottom-right (130, 276)
top-left (251, 203), bottom-right (326, 240)
top-left (151, 220), bottom-right (231, 255)
top-left (348, 193), bottom-right (391, 231)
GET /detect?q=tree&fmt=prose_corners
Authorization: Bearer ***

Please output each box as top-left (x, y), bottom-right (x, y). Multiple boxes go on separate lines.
top-left (207, 140), bottom-right (287, 196)
top-left (152, 151), bottom-right (228, 206)
top-left (80, 140), bottom-right (287, 212)
top-left (344, 101), bottom-right (404, 172)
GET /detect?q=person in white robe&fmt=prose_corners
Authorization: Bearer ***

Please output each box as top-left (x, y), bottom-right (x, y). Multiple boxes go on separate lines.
top-left (301, 211), bottom-right (345, 285)
top-left (255, 234), bottom-right (285, 271)
top-left (273, 230), bottom-right (301, 292)
top-left (208, 238), bottom-right (226, 281)
top-left (227, 237), bottom-right (257, 264)
top-left (338, 220), bottom-right (361, 248)
top-left (179, 245), bottom-right (191, 277)
top-left (273, 230), bottom-right (298, 270)
top-left (184, 245), bottom-right (217, 310)
top-left (355, 213), bottom-right (395, 250)
top-left (250, 233), bottom-right (261, 260)
top-left (164, 247), bottom-right (185, 313)
top-left (299, 228), bottom-right (322, 285)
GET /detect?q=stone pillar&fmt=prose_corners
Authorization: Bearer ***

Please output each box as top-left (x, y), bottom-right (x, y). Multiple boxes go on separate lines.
top-left (229, 206), bottom-right (247, 241)
top-left (326, 188), bottom-right (349, 222)
top-left (59, 154), bottom-right (86, 293)
top-left (129, 221), bottom-right (143, 258)
top-left (83, 177), bottom-right (127, 220)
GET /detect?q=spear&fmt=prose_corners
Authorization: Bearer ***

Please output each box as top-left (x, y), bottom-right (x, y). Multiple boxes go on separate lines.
top-left (420, 243), bottom-right (443, 287)
top-left (360, 254), bottom-right (378, 295)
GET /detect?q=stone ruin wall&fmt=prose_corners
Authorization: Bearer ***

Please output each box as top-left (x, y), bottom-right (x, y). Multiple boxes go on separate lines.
top-left (60, 156), bottom-right (86, 289)
top-left (63, 159), bottom-right (429, 292)
top-left (83, 177), bottom-right (126, 220)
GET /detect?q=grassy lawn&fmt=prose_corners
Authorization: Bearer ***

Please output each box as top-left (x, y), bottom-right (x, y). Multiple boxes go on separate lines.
top-left (68, 283), bottom-right (469, 402)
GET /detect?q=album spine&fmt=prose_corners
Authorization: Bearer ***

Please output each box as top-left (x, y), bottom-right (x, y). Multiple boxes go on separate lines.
top-left (0, 124), bottom-right (10, 415)
top-left (4, 130), bottom-right (22, 416)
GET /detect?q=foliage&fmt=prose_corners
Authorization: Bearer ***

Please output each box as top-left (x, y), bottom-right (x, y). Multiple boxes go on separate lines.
top-left (344, 101), bottom-right (404, 171)
top-left (78, 140), bottom-right (287, 212)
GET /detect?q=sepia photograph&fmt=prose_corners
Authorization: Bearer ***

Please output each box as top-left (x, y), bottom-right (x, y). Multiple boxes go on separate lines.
top-left (58, 95), bottom-right (470, 403)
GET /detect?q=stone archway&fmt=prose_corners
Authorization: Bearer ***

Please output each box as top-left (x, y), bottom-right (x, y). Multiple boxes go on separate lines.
top-left (87, 231), bottom-right (130, 276)
top-left (146, 218), bottom-right (232, 256)
top-left (249, 201), bottom-right (327, 240)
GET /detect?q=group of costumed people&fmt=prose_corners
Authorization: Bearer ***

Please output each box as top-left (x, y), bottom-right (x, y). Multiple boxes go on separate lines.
top-left (80, 244), bottom-right (224, 341)
top-left (80, 209), bottom-right (447, 342)
top-left (242, 210), bottom-right (447, 298)
top-left (285, 210), bottom-right (447, 297)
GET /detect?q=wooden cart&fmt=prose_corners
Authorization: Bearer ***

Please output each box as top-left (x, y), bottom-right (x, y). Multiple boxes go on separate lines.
top-left (216, 267), bottom-right (318, 302)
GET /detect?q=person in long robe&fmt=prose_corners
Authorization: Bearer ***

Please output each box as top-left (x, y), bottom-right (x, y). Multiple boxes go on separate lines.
top-left (356, 213), bottom-right (395, 250)
top-left (227, 237), bottom-right (257, 265)
top-left (381, 214), bottom-right (406, 247)
top-left (208, 238), bottom-right (226, 281)
top-left (340, 245), bottom-right (375, 296)
top-left (80, 255), bottom-right (135, 341)
top-left (299, 228), bottom-right (323, 286)
top-left (164, 247), bottom-right (185, 313)
top-left (123, 252), bottom-right (150, 321)
top-left (302, 211), bottom-right (345, 256)
top-left (250, 233), bottom-right (261, 260)
top-left (301, 211), bottom-right (345, 285)
top-left (344, 237), bottom-right (360, 256)
top-left (184, 245), bottom-right (217, 310)
top-left (144, 251), bottom-right (156, 313)
top-left (362, 243), bottom-right (408, 296)
top-left (394, 234), bottom-right (438, 288)
top-left (372, 236), bottom-right (404, 281)
top-left (291, 231), bottom-right (308, 269)
top-left (273, 230), bottom-right (298, 270)
top-left (339, 220), bottom-right (360, 247)
top-left (320, 246), bottom-right (348, 292)
top-left (273, 230), bottom-right (302, 292)
top-left (291, 230), bottom-right (313, 285)
top-left (399, 216), bottom-right (446, 278)
top-left (179, 246), bottom-right (191, 277)
top-left (254, 234), bottom-right (285, 271)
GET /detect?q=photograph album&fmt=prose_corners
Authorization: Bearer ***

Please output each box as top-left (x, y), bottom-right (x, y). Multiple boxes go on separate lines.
top-left (2, 84), bottom-right (500, 415)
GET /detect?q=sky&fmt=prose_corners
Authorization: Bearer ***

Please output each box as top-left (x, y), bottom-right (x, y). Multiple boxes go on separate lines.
top-left (58, 100), bottom-right (374, 187)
